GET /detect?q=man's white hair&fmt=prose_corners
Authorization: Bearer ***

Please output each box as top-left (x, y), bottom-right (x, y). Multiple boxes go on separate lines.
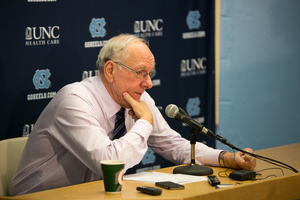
top-left (96, 34), bottom-right (149, 72)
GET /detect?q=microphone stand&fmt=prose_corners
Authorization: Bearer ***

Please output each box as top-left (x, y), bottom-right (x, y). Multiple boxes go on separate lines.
top-left (168, 106), bottom-right (298, 174)
top-left (173, 128), bottom-right (213, 176)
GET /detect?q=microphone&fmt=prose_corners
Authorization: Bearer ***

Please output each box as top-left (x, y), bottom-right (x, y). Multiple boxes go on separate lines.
top-left (165, 104), bottom-right (216, 139)
top-left (165, 104), bottom-right (215, 175)
top-left (165, 105), bottom-right (299, 173)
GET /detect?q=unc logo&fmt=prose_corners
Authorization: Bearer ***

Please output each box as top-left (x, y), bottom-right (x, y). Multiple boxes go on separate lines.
top-left (134, 19), bottom-right (163, 33)
top-left (32, 69), bottom-right (51, 90)
top-left (25, 26), bottom-right (60, 40)
top-left (186, 97), bottom-right (201, 116)
top-left (186, 10), bottom-right (201, 29)
top-left (142, 148), bottom-right (156, 165)
top-left (89, 18), bottom-right (106, 38)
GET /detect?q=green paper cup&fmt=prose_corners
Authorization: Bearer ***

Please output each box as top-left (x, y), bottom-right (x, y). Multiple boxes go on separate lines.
top-left (100, 160), bottom-right (125, 193)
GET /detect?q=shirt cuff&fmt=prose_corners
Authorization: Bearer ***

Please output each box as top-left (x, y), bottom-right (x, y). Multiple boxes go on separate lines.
top-left (202, 149), bottom-right (223, 166)
top-left (128, 119), bottom-right (153, 140)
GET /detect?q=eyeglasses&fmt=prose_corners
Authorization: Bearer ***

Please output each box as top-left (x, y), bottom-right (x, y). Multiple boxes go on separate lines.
top-left (111, 60), bottom-right (156, 79)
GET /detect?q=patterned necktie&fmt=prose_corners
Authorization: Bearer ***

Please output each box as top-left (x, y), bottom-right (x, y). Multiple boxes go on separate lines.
top-left (113, 108), bottom-right (126, 139)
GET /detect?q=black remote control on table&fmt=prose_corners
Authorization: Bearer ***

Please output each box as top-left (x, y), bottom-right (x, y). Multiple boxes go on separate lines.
top-left (137, 186), bottom-right (162, 195)
top-left (207, 175), bottom-right (221, 186)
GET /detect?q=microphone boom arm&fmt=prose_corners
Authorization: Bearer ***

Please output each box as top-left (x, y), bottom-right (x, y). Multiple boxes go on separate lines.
top-left (166, 104), bottom-right (298, 173)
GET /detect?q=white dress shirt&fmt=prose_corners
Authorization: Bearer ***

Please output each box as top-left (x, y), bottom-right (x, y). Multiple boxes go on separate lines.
top-left (9, 76), bottom-right (221, 196)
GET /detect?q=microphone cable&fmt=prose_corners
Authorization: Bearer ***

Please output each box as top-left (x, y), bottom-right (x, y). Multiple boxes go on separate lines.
top-left (165, 104), bottom-right (298, 173)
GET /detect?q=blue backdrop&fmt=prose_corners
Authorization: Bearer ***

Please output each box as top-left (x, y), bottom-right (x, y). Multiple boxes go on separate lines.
top-left (0, 0), bottom-right (215, 174)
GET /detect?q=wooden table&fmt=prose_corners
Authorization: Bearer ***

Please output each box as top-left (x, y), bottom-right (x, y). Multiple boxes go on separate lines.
top-left (1, 143), bottom-right (299, 200)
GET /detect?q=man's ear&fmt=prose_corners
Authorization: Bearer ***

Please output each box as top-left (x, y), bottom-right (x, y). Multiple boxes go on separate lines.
top-left (103, 61), bottom-right (115, 83)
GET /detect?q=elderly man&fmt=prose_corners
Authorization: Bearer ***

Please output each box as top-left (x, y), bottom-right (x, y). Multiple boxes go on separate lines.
top-left (9, 34), bottom-right (256, 196)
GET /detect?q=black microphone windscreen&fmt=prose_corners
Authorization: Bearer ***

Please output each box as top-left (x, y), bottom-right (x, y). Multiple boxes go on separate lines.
top-left (165, 104), bottom-right (178, 118)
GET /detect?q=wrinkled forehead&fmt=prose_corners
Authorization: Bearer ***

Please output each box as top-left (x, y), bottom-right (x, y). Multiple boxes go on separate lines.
top-left (126, 42), bottom-right (155, 66)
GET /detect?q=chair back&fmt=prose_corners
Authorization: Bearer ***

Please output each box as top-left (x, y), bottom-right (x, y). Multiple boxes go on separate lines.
top-left (0, 137), bottom-right (28, 196)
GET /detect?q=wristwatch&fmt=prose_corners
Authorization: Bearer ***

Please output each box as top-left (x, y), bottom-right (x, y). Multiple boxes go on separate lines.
top-left (219, 151), bottom-right (227, 167)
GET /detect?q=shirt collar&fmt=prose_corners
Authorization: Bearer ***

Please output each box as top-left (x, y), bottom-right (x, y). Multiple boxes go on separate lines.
top-left (95, 76), bottom-right (123, 120)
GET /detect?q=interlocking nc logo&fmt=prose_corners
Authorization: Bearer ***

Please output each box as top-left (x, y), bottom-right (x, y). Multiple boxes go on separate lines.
top-left (142, 148), bottom-right (156, 165)
top-left (186, 10), bottom-right (201, 30)
top-left (186, 97), bottom-right (201, 117)
top-left (32, 69), bottom-right (51, 90)
top-left (89, 18), bottom-right (106, 38)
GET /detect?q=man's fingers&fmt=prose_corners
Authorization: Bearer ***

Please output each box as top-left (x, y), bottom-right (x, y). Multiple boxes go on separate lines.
top-left (128, 109), bottom-right (134, 116)
top-left (122, 92), bottom-right (153, 125)
top-left (123, 92), bottom-right (136, 106)
top-left (241, 148), bottom-right (255, 161)
top-left (239, 148), bottom-right (257, 170)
